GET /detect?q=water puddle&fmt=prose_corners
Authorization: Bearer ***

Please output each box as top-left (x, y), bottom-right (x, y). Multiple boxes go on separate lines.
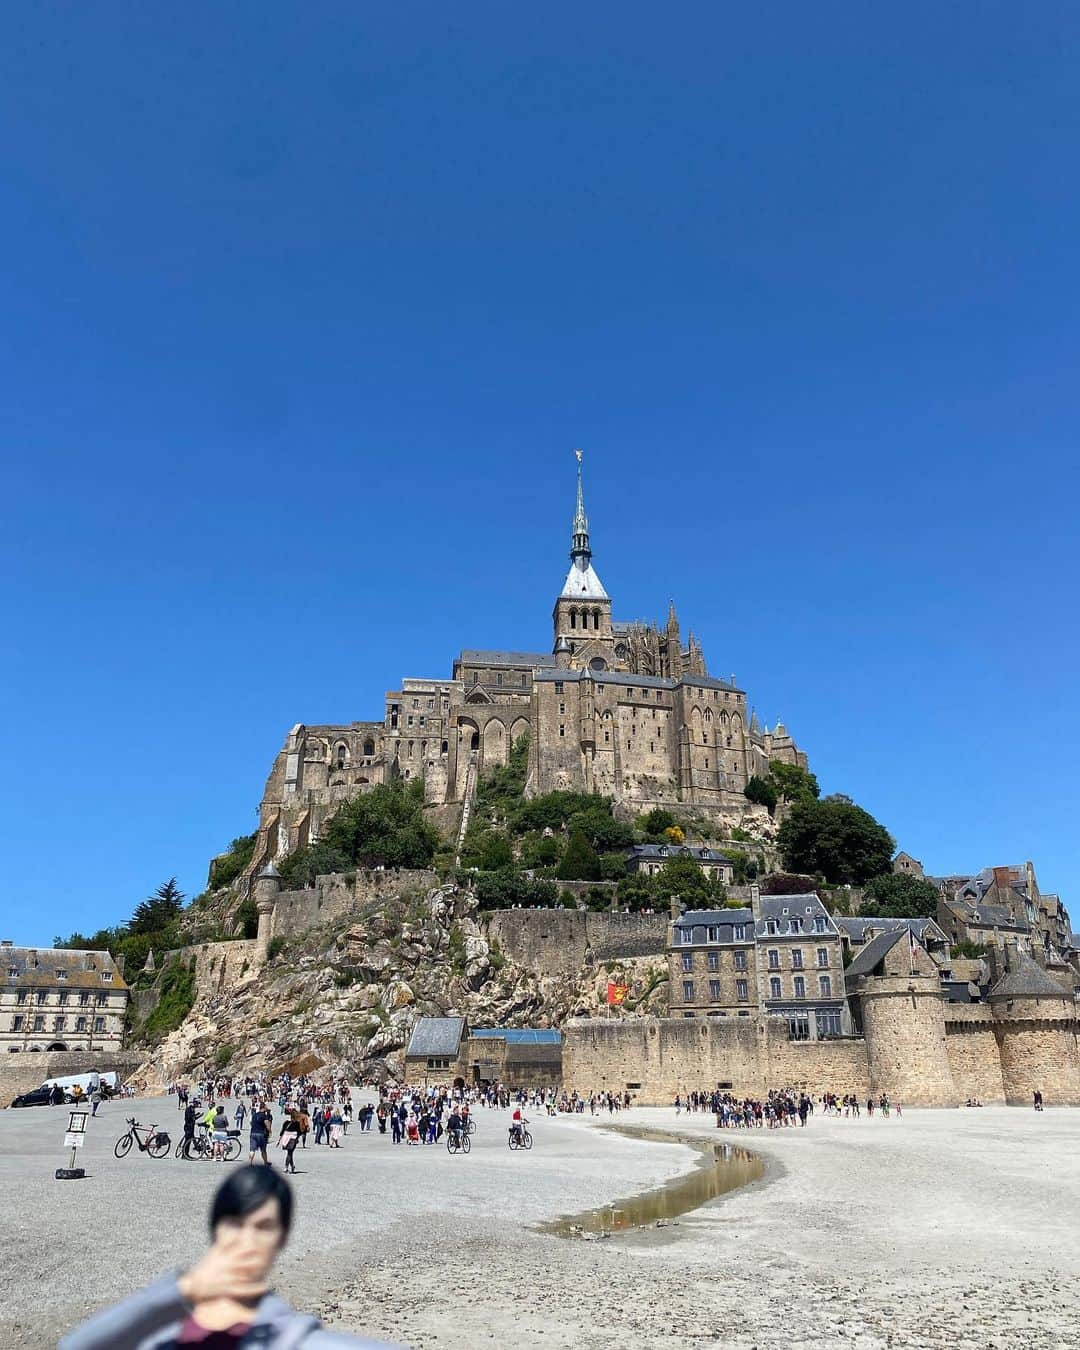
top-left (540, 1128), bottom-right (765, 1239)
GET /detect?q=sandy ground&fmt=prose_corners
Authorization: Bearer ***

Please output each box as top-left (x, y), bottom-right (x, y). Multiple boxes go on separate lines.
top-left (2, 1096), bottom-right (1077, 1349)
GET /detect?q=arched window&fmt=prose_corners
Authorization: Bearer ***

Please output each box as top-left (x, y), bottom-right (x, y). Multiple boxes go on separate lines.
top-left (335, 743), bottom-right (347, 768)
top-left (704, 708), bottom-right (712, 723)
top-left (593, 610), bottom-right (600, 630)
top-left (441, 739), bottom-right (448, 754)
top-left (362, 738), bottom-right (375, 757)
top-left (570, 610), bottom-right (577, 629)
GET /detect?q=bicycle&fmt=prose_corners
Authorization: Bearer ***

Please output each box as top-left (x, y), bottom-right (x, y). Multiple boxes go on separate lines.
top-left (446, 1129), bottom-right (471, 1155)
top-left (115, 1117), bottom-right (171, 1159)
top-left (507, 1125), bottom-right (532, 1151)
top-left (464, 1117), bottom-right (477, 1136)
top-left (177, 1126), bottom-right (242, 1162)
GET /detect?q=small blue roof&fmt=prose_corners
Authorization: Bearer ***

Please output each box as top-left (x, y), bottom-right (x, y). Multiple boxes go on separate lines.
top-left (470, 1027), bottom-right (562, 1045)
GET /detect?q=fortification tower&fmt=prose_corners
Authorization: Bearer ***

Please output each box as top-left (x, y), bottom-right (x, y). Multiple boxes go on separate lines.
top-left (253, 861), bottom-right (281, 961)
top-left (854, 970), bottom-right (958, 1107)
top-left (989, 946), bottom-right (1080, 1105)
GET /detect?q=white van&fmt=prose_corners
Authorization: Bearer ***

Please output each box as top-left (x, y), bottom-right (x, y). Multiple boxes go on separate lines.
top-left (41, 1071), bottom-right (119, 1101)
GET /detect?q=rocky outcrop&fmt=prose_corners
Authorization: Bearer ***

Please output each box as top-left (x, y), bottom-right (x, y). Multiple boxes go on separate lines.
top-left (131, 884), bottom-right (669, 1089)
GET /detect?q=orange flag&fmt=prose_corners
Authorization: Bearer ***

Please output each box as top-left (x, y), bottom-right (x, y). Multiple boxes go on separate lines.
top-left (607, 982), bottom-right (629, 1006)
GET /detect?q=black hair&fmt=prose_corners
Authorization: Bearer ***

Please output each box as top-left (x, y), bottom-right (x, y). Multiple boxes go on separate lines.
top-left (209, 1168), bottom-right (294, 1244)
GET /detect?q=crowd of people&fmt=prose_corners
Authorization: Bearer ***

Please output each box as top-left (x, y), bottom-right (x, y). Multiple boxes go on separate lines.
top-left (673, 1087), bottom-right (902, 1124)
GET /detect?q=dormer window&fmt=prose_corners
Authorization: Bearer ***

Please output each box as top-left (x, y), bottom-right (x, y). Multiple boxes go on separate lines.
top-left (790, 918), bottom-right (802, 934)
top-left (766, 920), bottom-right (777, 935)
top-left (102, 971), bottom-right (112, 982)
top-left (8, 965), bottom-right (17, 977)
top-left (659, 846), bottom-right (668, 857)
top-left (56, 969), bottom-right (67, 980)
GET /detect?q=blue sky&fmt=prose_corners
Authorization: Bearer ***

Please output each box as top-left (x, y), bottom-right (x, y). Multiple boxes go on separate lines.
top-left (2, 4), bottom-right (1078, 944)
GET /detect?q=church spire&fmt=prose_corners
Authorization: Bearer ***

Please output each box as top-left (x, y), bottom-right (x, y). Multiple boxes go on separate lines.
top-left (570, 448), bottom-right (591, 565)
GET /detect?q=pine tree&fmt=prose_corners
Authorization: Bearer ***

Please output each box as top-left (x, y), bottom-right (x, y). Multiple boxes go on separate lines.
top-left (555, 828), bottom-right (602, 881)
top-left (128, 877), bottom-right (186, 935)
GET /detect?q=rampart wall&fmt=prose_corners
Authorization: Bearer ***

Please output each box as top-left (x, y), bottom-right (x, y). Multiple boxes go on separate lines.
top-left (271, 869), bottom-right (439, 938)
top-left (943, 1004), bottom-right (1006, 1102)
top-left (562, 1017), bottom-right (870, 1104)
top-left (484, 909), bottom-right (668, 978)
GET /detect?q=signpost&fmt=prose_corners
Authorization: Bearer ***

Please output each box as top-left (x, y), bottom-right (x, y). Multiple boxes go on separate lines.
top-left (57, 1109), bottom-right (89, 1181)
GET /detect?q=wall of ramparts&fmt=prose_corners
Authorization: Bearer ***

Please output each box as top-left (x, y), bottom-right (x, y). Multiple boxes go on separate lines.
top-left (484, 909), bottom-right (668, 978)
top-left (271, 869), bottom-right (439, 938)
top-left (562, 1017), bottom-right (870, 1104)
top-left (943, 1006), bottom-right (1005, 1102)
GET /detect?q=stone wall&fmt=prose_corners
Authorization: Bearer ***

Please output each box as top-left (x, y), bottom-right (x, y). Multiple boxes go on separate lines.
top-left (994, 1001), bottom-right (1080, 1106)
top-left (271, 869), bottom-right (439, 938)
top-left (943, 1005), bottom-right (1006, 1103)
top-left (484, 909), bottom-right (668, 979)
top-left (856, 975), bottom-right (957, 1107)
top-left (0, 1049), bottom-right (143, 1108)
top-left (562, 1017), bottom-right (870, 1104)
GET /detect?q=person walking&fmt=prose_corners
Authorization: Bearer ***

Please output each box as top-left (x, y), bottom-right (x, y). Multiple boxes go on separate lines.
top-left (249, 1102), bottom-right (272, 1167)
top-left (235, 1100), bottom-right (247, 1131)
top-left (211, 1105), bottom-right (231, 1162)
top-left (279, 1113), bottom-right (301, 1174)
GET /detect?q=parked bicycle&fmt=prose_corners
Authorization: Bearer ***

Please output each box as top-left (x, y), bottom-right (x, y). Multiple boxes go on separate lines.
top-left (114, 1117), bottom-right (171, 1159)
top-left (446, 1128), bottom-right (471, 1155)
top-left (175, 1125), bottom-right (241, 1162)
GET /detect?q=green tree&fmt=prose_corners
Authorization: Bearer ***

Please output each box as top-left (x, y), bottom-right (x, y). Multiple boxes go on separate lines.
top-left (616, 873), bottom-right (658, 911)
top-left (760, 871), bottom-right (820, 896)
top-left (859, 872), bottom-right (941, 920)
top-left (129, 878), bottom-right (186, 935)
top-left (556, 828), bottom-right (603, 881)
top-left (638, 808), bottom-right (678, 839)
top-left (651, 855), bottom-right (725, 906)
top-left (600, 853), bottom-right (629, 881)
top-left (209, 834), bottom-right (257, 891)
top-left (743, 776), bottom-right (778, 812)
top-left (768, 761), bottom-right (820, 802)
top-left (280, 780), bottom-right (441, 886)
top-left (519, 833), bottom-right (562, 869)
top-left (777, 799), bottom-right (894, 886)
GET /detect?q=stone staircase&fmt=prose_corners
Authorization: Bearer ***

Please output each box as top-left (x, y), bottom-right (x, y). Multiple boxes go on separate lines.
top-left (454, 751), bottom-right (480, 862)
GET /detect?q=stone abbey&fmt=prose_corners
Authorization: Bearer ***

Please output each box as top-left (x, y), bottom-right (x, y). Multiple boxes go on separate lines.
top-left (254, 460), bottom-right (805, 866)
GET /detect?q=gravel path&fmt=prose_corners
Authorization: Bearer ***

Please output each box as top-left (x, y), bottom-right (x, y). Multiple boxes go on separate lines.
top-left (3, 1097), bottom-right (1076, 1348)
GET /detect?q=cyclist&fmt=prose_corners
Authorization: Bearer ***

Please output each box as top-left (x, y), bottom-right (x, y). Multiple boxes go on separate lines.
top-left (446, 1105), bottom-right (463, 1148)
top-left (509, 1105), bottom-right (529, 1146)
top-left (460, 1102), bottom-right (470, 1134)
top-left (182, 1101), bottom-right (198, 1158)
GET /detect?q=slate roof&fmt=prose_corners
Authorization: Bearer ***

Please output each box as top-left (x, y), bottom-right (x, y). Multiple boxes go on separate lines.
top-left (989, 953), bottom-right (1069, 1001)
top-left (405, 1016), bottom-right (466, 1058)
top-left (631, 844), bottom-right (732, 863)
top-left (836, 916), bottom-right (943, 945)
top-left (457, 650), bottom-right (557, 669)
top-left (560, 559), bottom-right (609, 600)
top-left (673, 908), bottom-right (754, 941)
top-left (844, 927), bottom-right (908, 979)
top-left (470, 1027), bottom-right (562, 1044)
top-left (1, 946), bottom-right (128, 991)
top-left (956, 901), bottom-right (1029, 932)
top-left (756, 893), bottom-right (838, 937)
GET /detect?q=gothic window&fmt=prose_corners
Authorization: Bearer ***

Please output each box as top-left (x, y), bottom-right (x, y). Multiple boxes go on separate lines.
top-left (704, 708), bottom-right (712, 723)
top-left (570, 610), bottom-right (577, 629)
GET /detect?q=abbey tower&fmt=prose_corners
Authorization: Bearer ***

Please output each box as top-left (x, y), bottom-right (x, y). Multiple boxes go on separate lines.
top-left (247, 460), bottom-right (808, 872)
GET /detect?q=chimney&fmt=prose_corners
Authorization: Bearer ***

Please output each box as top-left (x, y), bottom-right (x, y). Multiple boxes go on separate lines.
top-left (115, 954), bottom-right (126, 977)
top-left (749, 884), bottom-right (762, 920)
top-left (992, 866), bottom-right (1011, 892)
top-left (669, 893), bottom-right (684, 922)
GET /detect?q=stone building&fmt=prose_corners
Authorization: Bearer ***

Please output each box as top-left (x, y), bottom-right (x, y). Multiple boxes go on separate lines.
top-left (667, 891), bottom-right (850, 1040)
top-left (242, 460), bottom-right (806, 880)
top-left (0, 941), bottom-right (129, 1055)
top-left (564, 935), bottom-right (1080, 1108)
top-left (404, 1016), bottom-right (562, 1091)
top-left (627, 843), bottom-right (734, 883)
